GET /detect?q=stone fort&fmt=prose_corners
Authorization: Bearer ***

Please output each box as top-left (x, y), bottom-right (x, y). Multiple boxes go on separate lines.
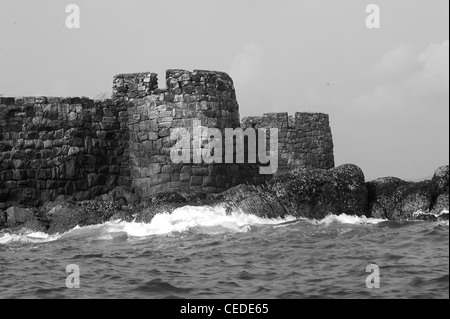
top-left (0, 69), bottom-right (334, 208)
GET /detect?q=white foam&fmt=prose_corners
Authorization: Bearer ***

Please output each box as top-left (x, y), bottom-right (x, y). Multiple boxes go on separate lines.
top-left (310, 213), bottom-right (387, 226)
top-left (0, 231), bottom-right (60, 244)
top-left (0, 207), bottom-right (397, 245)
top-left (436, 209), bottom-right (448, 217)
top-left (112, 205), bottom-right (297, 237)
top-left (412, 209), bottom-right (449, 219)
top-left (0, 205), bottom-right (297, 244)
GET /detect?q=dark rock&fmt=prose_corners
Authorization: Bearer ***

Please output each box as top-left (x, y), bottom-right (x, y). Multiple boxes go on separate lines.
top-left (109, 211), bottom-right (134, 222)
top-left (45, 200), bottom-right (121, 234)
top-left (0, 210), bottom-right (6, 228)
top-left (135, 192), bottom-right (188, 223)
top-left (0, 97), bottom-right (15, 105)
top-left (367, 177), bottom-right (436, 220)
top-left (5, 206), bottom-right (36, 227)
top-left (90, 185), bottom-right (108, 197)
top-left (21, 219), bottom-right (47, 232)
top-left (366, 166), bottom-right (449, 220)
top-left (398, 181), bottom-right (435, 218)
top-left (219, 164), bottom-right (368, 219)
top-left (431, 165), bottom-right (449, 215)
top-left (431, 194), bottom-right (449, 216)
top-left (102, 186), bottom-right (139, 205)
top-left (129, 191), bottom-right (211, 223)
top-left (217, 184), bottom-right (289, 218)
top-left (432, 165), bottom-right (449, 194)
top-left (329, 164), bottom-right (368, 216)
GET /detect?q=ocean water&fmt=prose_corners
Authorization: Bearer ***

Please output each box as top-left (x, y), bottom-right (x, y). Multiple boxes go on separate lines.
top-left (0, 206), bottom-right (448, 299)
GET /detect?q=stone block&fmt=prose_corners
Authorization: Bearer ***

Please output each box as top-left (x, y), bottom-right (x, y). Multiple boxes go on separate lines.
top-left (68, 147), bottom-right (81, 156)
top-left (180, 173), bottom-right (191, 182)
top-left (170, 181), bottom-right (181, 189)
top-left (158, 128), bottom-right (170, 137)
top-left (149, 132), bottom-right (159, 140)
top-left (150, 173), bottom-right (170, 186)
top-left (190, 176), bottom-right (203, 186)
top-left (148, 163), bottom-right (161, 175)
top-left (130, 168), bottom-right (141, 179)
top-left (202, 176), bottom-right (215, 188)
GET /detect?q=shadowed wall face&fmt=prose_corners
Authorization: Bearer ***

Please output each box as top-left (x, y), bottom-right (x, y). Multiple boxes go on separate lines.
top-left (0, 70), bottom-right (335, 208)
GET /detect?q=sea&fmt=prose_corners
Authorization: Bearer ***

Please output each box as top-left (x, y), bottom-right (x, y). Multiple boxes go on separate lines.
top-left (0, 205), bottom-right (448, 299)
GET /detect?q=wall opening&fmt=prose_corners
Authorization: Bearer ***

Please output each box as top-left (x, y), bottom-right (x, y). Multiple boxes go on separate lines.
top-left (156, 68), bottom-right (167, 89)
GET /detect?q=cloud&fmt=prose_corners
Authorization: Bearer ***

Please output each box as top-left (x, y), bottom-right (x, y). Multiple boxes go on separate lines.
top-left (373, 43), bottom-right (417, 77)
top-left (352, 39), bottom-right (449, 116)
top-left (419, 40), bottom-right (449, 78)
top-left (409, 39), bottom-right (449, 98)
top-left (229, 43), bottom-right (265, 85)
top-left (340, 40), bottom-right (449, 179)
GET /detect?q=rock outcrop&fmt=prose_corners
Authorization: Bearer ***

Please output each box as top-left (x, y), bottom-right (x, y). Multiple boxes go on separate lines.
top-left (217, 164), bottom-right (368, 219)
top-left (366, 165), bottom-right (449, 220)
top-left (366, 178), bottom-right (435, 219)
top-left (431, 165), bottom-right (449, 215)
top-left (5, 206), bottom-right (36, 228)
top-left (44, 199), bottom-right (126, 234)
top-left (0, 165), bottom-right (448, 234)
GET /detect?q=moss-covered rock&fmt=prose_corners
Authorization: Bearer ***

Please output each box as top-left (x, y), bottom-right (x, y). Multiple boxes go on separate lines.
top-left (216, 184), bottom-right (290, 218)
top-left (45, 197), bottom-right (128, 234)
top-left (431, 165), bottom-right (449, 215)
top-left (367, 165), bottom-right (449, 220)
top-left (219, 164), bottom-right (368, 219)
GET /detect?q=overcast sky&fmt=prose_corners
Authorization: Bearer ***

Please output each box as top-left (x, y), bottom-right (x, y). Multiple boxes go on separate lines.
top-left (0, 0), bottom-right (448, 180)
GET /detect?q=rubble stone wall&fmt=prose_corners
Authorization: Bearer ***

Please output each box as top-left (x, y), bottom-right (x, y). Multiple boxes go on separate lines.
top-left (0, 69), bottom-right (335, 208)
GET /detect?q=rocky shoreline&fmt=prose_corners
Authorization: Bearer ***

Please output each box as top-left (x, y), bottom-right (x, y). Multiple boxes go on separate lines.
top-left (1, 164), bottom-right (448, 234)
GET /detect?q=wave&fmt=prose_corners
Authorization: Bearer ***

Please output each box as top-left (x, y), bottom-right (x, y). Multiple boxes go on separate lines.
top-left (0, 206), bottom-right (444, 245)
top-left (0, 230), bottom-right (60, 244)
top-left (0, 205), bottom-right (296, 244)
top-left (309, 213), bottom-right (387, 226)
top-left (93, 205), bottom-right (297, 237)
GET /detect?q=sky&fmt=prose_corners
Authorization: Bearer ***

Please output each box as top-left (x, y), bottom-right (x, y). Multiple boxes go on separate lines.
top-left (0, 0), bottom-right (448, 180)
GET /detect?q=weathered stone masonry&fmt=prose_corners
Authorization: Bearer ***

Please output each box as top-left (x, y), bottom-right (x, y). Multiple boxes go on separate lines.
top-left (241, 112), bottom-right (334, 171)
top-left (0, 69), bottom-right (335, 208)
top-left (0, 96), bottom-right (129, 208)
